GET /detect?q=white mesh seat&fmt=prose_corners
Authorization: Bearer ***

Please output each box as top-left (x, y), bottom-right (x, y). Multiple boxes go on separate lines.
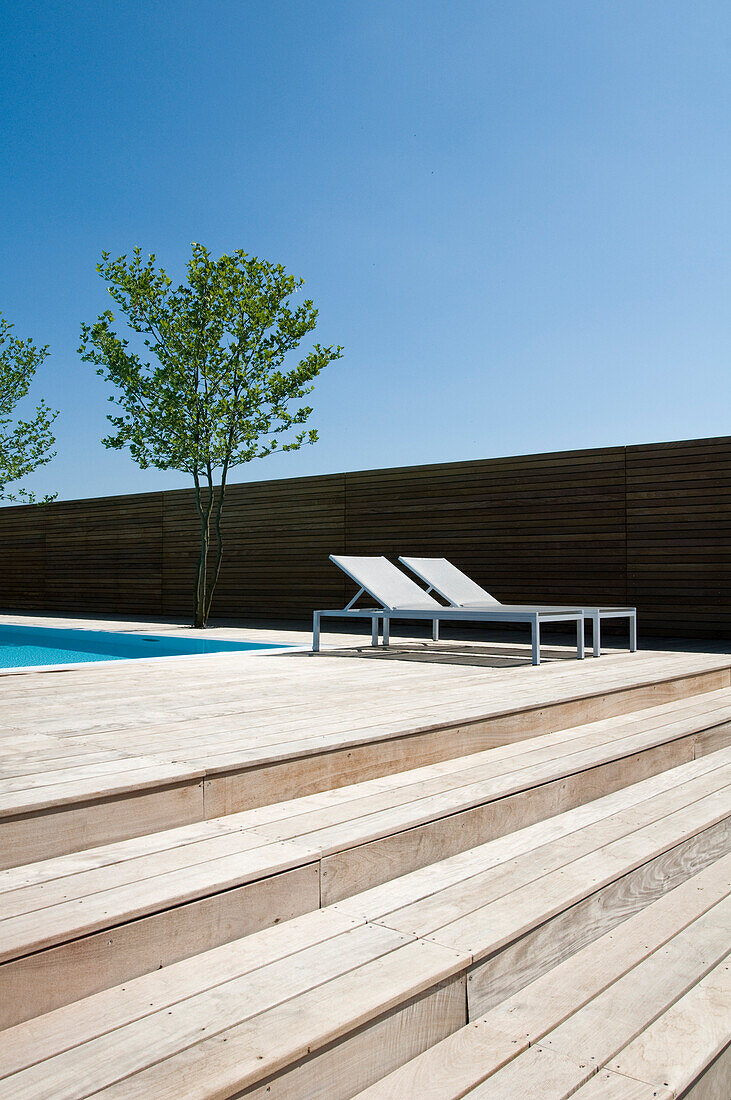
top-left (399, 557), bottom-right (502, 608)
top-left (330, 556), bottom-right (442, 611)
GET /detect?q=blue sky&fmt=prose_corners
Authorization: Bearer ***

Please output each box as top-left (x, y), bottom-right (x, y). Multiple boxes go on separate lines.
top-left (2, 0), bottom-right (729, 501)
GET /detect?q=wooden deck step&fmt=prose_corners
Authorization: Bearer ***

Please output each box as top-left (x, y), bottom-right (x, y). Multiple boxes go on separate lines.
top-left (0, 768), bottom-right (727, 1098)
top-left (0, 755), bottom-right (205, 870)
top-left (1, 720), bottom-right (729, 1028)
top-left (162, 674), bottom-right (731, 818)
top-left (0, 910), bottom-right (469, 1099)
top-left (355, 863), bottom-right (730, 1098)
top-left (3, 683), bottom-right (731, 871)
top-left (0, 825), bottom-right (320, 1028)
top-left (334, 761), bottom-right (731, 1019)
top-left (250, 695), bottom-right (731, 904)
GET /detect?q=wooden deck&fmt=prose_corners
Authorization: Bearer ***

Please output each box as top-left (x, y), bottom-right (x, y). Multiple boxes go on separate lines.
top-left (0, 614), bottom-right (729, 1097)
top-left (2, 616), bottom-right (730, 861)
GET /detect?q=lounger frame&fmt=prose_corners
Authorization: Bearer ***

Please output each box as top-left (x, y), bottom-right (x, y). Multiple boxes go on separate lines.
top-left (584, 607), bottom-right (638, 657)
top-left (399, 557), bottom-right (638, 658)
top-left (313, 558), bottom-right (586, 665)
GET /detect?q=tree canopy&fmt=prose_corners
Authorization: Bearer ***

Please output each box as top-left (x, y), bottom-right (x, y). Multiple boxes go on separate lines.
top-left (0, 312), bottom-right (58, 504)
top-left (80, 243), bottom-right (342, 625)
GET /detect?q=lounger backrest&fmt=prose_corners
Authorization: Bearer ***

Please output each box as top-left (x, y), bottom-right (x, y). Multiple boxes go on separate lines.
top-left (330, 555), bottom-right (442, 611)
top-left (399, 557), bottom-right (503, 608)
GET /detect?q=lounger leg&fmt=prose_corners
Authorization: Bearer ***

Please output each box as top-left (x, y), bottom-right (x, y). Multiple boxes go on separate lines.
top-left (629, 612), bottom-right (637, 653)
top-left (432, 619), bottom-right (440, 642)
top-left (382, 615), bottom-right (390, 647)
top-left (531, 618), bottom-right (540, 666)
top-left (371, 614), bottom-right (379, 647)
top-left (312, 612), bottom-right (321, 653)
top-left (592, 612), bottom-right (601, 658)
top-left (577, 618), bottom-right (585, 660)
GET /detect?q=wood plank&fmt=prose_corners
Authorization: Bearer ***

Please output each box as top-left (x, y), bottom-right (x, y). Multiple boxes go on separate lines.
top-left (335, 752), bottom-right (731, 923)
top-left (570, 1072), bottom-right (673, 1099)
top-left (678, 1042), bottom-right (731, 1100)
top-left (0, 757), bottom-right (727, 1098)
top-left (352, 1020), bottom-right (525, 1100)
top-left (462, 1044), bottom-right (594, 1098)
top-left (347, 761), bottom-right (731, 940)
top-left (352, 781), bottom-right (730, 943)
top-left (354, 791), bottom-right (730, 1016)
top-left (223, 977), bottom-right (466, 1100)
top-left (0, 859), bottom-right (320, 1029)
top-left (3, 649), bottom-right (729, 868)
top-left (0, 818), bottom-right (237, 892)
top-left (540, 906), bottom-right (730, 1069)
top-left (1, 722), bottom-right (719, 1025)
top-left (467, 819), bottom-right (730, 1016)
top-left (0, 748), bottom-right (724, 1031)
top-left (0, 907), bottom-right (366, 1080)
top-left (0, 778), bottom-right (205, 870)
top-left (608, 962), bottom-right (730, 1096)
top-left (316, 738), bottom-right (702, 902)
top-left (353, 860), bottom-right (731, 1099)
top-left (0, 934), bottom-right (467, 1099)
top-left (482, 856), bottom-right (731, 1043)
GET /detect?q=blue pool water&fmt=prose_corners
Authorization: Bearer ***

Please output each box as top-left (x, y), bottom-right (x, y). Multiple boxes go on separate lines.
top-left (0, 625), bottom-right (291, 669)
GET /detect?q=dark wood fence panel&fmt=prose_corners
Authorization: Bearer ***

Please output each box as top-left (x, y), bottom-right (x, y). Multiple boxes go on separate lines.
top-left (626, 437), bottom-right (731, 638)
top-left (344, 448), bottom-right (627, 609)
top-left (0, 436), bottom-right (728, 637)
top-left (161, 474), bottom-right (346, 619)
top-left (42, 493), bottom-right (164, 615)
top-left (0, 503), bottom-right (47, 611)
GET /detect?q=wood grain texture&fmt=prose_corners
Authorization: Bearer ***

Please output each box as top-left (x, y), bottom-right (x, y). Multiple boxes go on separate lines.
top-left (571, 1071), bottom-right (673, 1099)
top-left (626, 436), bottom-right (731, 638)
top-left (353, 863), bottom-right (730, 1100)
top-left (466, 816), bottom-right (731, 1018)
top-left (607, 964), bottom-right (730, 1098)
top-left (678, 1042), bottom-right (731, 1100)
top-left (463, 1043), bottom-right (595, 1098)
top-left (0, 773), bottom-right (727, 1097)
top-left (236, 976), bottom-right (467, 1100)
top-left (0, 860), bottom-right (320, 1029)
top-left (4, 648), bottom-right (728, 870)
top-left (0, 778), bottom-right (205, 870)
top-left (317, 736), bottom-right (698, 905)
top-left (1, 435), bottom-right (728, 636)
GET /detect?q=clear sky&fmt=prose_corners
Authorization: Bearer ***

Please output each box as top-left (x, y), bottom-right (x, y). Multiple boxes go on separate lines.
top-left (2, 0), bottom-right (729, 501)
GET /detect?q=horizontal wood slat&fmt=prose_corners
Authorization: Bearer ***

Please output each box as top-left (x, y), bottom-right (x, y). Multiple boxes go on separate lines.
top-left (626, 437), bottom-right (731, 638)
top-left (0, 436), bottom-right (728, 636)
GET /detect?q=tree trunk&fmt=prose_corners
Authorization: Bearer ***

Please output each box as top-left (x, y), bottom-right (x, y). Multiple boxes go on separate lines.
top-left (192, 477), bottom-right (213, 629)
top-left (193, 521), bottom-right (209, 628)
top-left (203, 482), bottom-right (227, 626)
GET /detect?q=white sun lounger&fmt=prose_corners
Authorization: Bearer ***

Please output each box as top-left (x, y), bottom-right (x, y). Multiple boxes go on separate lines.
top-left (399, 556), bottom-right (637, 658)
top-left (313, 555), bottom-right (586, 665)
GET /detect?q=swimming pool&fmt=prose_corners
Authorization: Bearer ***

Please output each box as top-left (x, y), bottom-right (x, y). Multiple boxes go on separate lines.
top-left (0, 624), bottom-right (292, 670)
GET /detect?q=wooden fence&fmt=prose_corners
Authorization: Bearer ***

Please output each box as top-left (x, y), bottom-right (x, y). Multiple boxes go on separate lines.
top-left (0, 435), bottom-right (728, 637)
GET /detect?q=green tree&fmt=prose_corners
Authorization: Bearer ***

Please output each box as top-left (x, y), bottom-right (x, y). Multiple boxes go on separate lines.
top-left (80, 244), bottom-right (342, 628)
top-left (0, 312), bottom-right (58, 504)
